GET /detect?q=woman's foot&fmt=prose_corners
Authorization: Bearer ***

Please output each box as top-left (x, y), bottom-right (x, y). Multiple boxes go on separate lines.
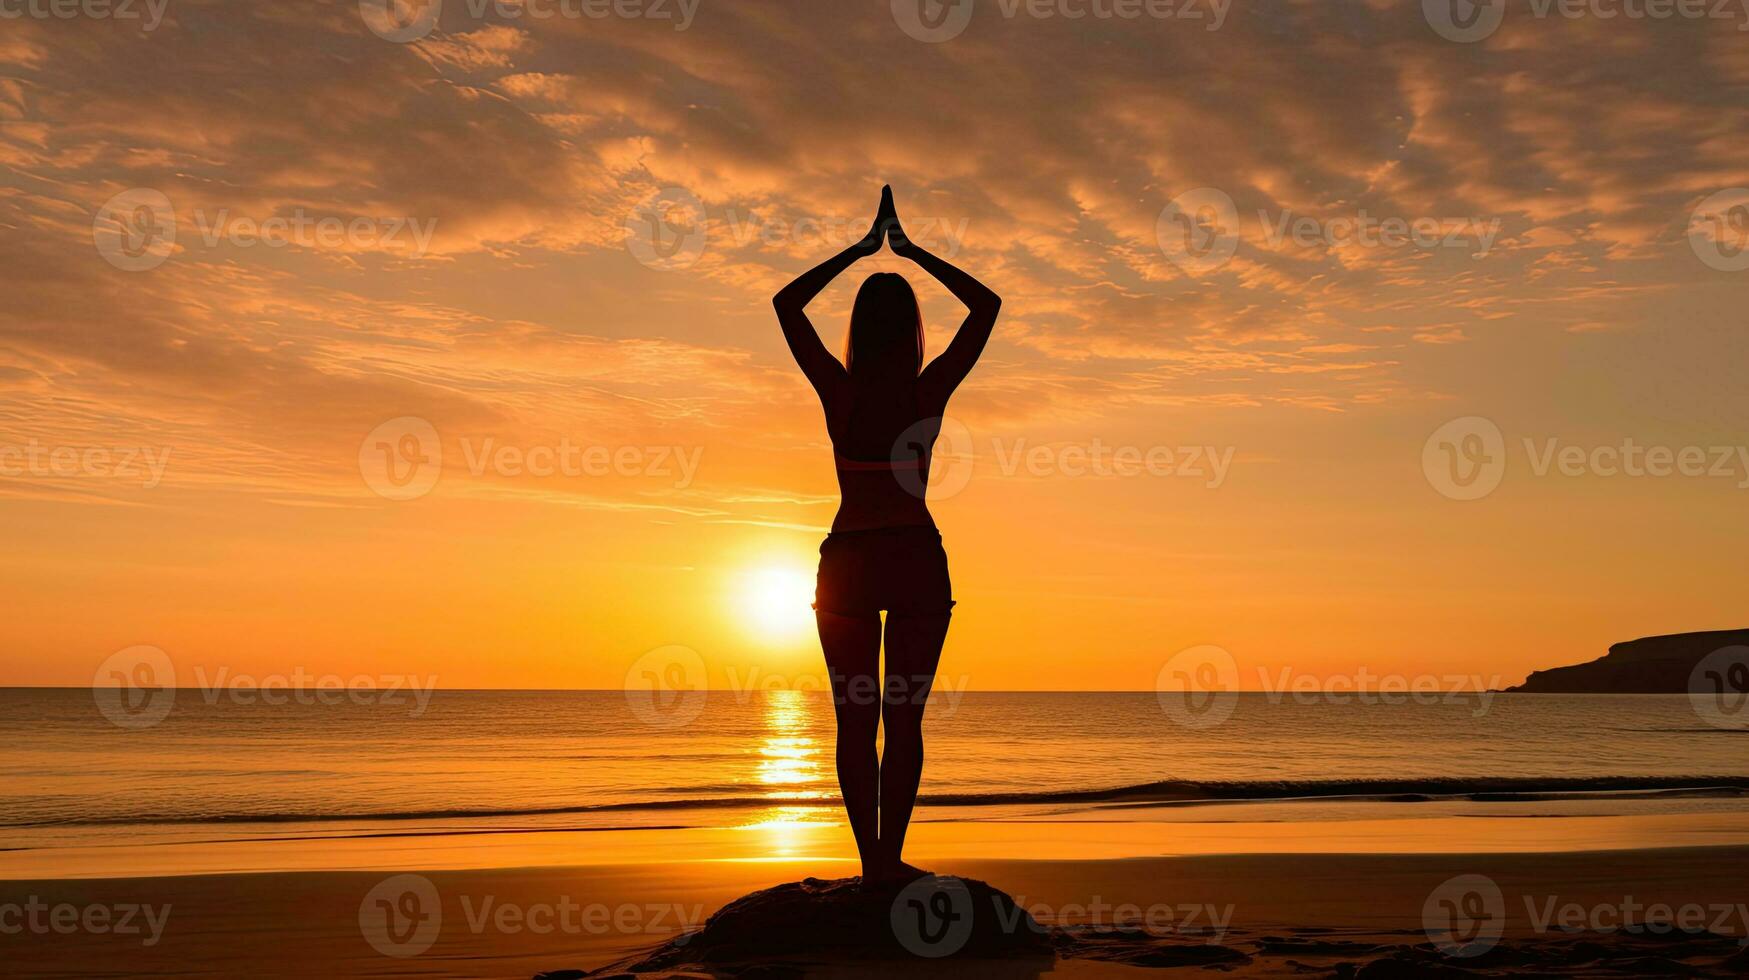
top-left (863, 859), bottom-right (932, 884)
top-left (889, 860), bottom-right (931, 881)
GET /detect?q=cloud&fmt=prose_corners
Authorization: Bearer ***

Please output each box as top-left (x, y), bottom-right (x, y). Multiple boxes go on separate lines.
top-left (2, 0), bottom-right (1746, 512)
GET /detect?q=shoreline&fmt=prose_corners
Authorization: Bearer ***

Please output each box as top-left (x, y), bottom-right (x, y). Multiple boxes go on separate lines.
top-left (17, 773), bottom-right (1749, 828)
top-left (8, 806), bottom-right (1749, 881)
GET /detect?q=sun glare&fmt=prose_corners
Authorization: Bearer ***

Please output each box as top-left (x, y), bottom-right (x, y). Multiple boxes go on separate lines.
top-left (739, 564), bottom-right (817, 640)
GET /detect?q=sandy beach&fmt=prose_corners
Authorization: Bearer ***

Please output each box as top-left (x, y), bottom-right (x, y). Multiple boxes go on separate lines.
top-left (6, 836), bottom-right (1749, 977)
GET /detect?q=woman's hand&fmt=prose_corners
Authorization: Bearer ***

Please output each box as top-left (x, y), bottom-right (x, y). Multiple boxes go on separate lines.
top-left (852, 186), bottom-right (895, 256)
top-left (879, 185), bottom-right (920, 258)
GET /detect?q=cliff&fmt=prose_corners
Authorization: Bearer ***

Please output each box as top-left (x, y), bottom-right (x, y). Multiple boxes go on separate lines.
top-left (1504, 629), bottom-right (1749, 693)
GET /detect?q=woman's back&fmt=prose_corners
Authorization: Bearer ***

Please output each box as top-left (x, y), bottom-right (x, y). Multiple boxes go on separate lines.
top-left (826, 378), bottom-right (943, 532)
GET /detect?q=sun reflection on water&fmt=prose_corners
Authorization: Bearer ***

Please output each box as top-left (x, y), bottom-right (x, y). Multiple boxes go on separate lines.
top-left (738, 690), bottom-right (836, 855)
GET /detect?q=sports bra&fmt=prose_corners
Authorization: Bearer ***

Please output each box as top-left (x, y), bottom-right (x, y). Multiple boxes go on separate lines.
top-left (828, 380), bottom-right (934, 474)
top-left (833, 453), bottom-right (925, 472)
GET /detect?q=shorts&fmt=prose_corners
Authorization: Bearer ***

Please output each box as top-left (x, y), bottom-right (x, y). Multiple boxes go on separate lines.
top-left (814, 525), bottom-right (955, 619)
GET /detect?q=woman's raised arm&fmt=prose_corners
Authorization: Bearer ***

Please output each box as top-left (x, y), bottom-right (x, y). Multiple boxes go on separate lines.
top-left (772, 189), bottom-right (890, 398)
top-left (889, 206), bottom-right (1001, 402)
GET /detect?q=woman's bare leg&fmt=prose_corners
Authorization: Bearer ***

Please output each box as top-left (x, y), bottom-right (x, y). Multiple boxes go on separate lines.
top-left (817, 608), bottom-right (883, 879)
top-left (876, 609), bottom-right (950, 879)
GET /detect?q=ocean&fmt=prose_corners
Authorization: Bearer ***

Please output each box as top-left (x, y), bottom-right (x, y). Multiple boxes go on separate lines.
top-left (5, 688), bottom-right (1748, 865)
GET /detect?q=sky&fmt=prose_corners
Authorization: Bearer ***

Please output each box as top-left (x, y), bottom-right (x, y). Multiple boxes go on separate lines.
top-left (1, 0), bottom-right (1747, 692)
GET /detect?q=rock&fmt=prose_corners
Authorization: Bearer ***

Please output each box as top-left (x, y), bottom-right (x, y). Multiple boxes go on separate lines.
top-left (562, 876), bottom-right (1055, 978)
top-left (1504, 629), bottom-right (1749, 694)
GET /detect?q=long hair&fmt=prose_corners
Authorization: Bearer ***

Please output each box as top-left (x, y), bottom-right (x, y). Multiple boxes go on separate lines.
top-left (844, 273), bottom-right (923, 382)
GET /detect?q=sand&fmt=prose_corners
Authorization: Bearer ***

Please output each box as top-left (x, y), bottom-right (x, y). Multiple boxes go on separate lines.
top-left (5, 847), bottom-right (1748, 977)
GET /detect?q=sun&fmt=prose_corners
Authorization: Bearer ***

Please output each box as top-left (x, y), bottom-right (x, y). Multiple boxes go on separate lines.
top-left (738, 564), bottom-right (817, 640)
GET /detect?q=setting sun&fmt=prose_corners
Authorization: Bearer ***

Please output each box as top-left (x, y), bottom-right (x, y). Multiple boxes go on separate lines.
top-left (738, 565), bottom-right (818, 641)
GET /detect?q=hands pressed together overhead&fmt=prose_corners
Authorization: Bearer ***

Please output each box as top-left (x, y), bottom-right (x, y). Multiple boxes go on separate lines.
top-left (854, 185), bottom-right (921, 259)
top-left (775, 182), bottom-right (1000, 398)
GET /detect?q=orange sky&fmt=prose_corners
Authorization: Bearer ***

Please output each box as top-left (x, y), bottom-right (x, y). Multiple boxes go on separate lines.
top-left (2, 1), bottom-right (1747, 691)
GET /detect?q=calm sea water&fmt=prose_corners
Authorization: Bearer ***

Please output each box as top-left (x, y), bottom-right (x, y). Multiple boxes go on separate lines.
top-left (2, 689), bottom-right (1746, 853)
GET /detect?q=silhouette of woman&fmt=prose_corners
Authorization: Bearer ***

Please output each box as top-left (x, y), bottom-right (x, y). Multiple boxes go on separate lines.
top-left (773, 185), bottom-right (1001, 884)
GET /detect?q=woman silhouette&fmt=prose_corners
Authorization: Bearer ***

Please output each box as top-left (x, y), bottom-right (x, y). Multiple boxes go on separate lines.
top-left (773, 185), bottom-right (1000, 884)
